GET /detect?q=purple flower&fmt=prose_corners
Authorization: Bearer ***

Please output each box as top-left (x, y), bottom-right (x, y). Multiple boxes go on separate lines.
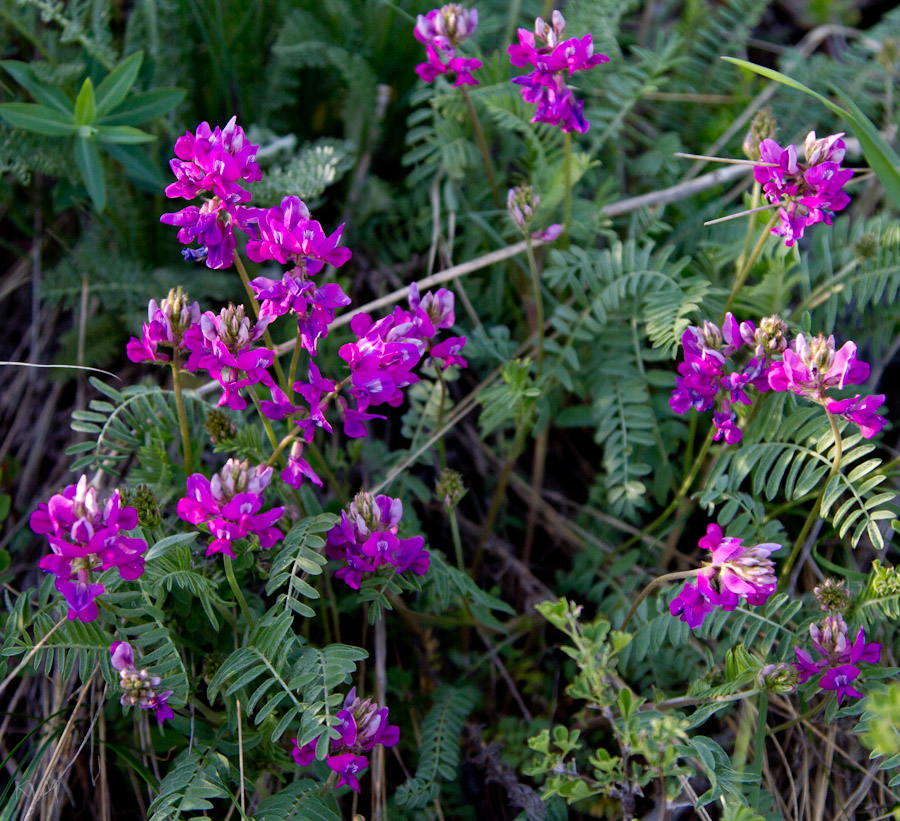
top-left (414, 5), bottom-right (481, 85)
top-left (326, 491), bottom-right (430, 589)
top-left (669, 575), bottom-right (716, 629)
top-left (177, 459), bottom-right (284, 559)
top-left (819, 664), bottom-right (864, 705)
top-left (111, 641), bottom-right (175, 726)
top-left (753, 132), bottom-right (853, 247)
top-left (30, 477), bottom-right (147, 622)
top-left (160, 200), bottom-right (260, 270)
top-left (292, 687), bottom-right (400, 793)
top-left (508, 11), bottom-right (608, 132)
top-left (416, 44), bottom-right (482, 86)
top-left (826, 394), bottom-right (885, 439)
top-left (794, 647), bottom-right (822, 684)
top-left (165, 116), bottom-right (260, 204)
top-left (668, 523), bottom-right (779, 629)
top-left (429, 336), bottom-right (468, 370)
top-left (281, 441), bottom-right (322, 489)
top-left (127, 289), bottom-right (201, 364)
top-left (183, 305), bottom-right (277, 411)
top-left (415, 5), bottom-right (478, 53)
top-left (768, 333), bottom-right (869, 399)
top-left (245, 196), bottom-right (352, 272)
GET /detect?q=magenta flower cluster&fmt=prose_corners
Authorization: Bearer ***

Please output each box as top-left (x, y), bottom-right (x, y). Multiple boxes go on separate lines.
top-left (326, 491), bottom-right (430, 590)
top-left (161, 116), bottom-right (263, 269)
top-left (415, 4), bottom-right (482, 87)
top-left (126, 288), bottom-right (200, 365)
top-left (753, 131), bottom-right (854, 247)
top-left (177, 459), bottom-right (284, 559)
top-left (292, 687), bottom-right (399, 792)
top-left (111, 641), bottom-right (174, 726)
top-left (794, 613), bottom-right (881, 705)
top-left (248, 194), bottom-right (353, 357)
top-left (671, 315), bottom-right (885, 443)
top-left (508, 10), bottom-right (608, 133)
top-left (30, 476), bottom-right (148, 622)
top-left (670, 524), bottom-right (779, 629)
top-left (286, 282), bottom-right (467, 444)
top-left (669, 313), bottom-right (775, 444)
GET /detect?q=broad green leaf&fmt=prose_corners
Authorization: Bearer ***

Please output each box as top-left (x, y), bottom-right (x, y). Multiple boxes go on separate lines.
top-left (97, 87), bottom-right (186, 126)
top-left (0, 102), bottom-right (77, 136)
top-left (96, 125), bottom-right (155, 144)
top-left (94, 51), bottom-right (143, 116)
top-left (74, 136), bottom-right (106, 211)
top-left (102, 142), bottom-right (166, 188)
top-left (73, 78), bottom-right (96, 126)
top-left (722, 57), bottom-right (900, 209)
top-left (1, 61), bottom-right (72, 114)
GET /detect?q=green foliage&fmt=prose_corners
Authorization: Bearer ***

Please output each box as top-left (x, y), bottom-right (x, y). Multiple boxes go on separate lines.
top-left (255, 779), bottom-right (342, 821)
top-left (147, 749), bottom-right (230, 821)
top-left (265, 514), bottom-right (335, 618)
top-left (478, 358), bottom-right (540, 436)
top-left (858, 560), bottom-right (900, 624)
top-left (707, 404), bottom-right (895, 548)
top-left (394, 685), bottom-right (478, 808)
top-left (0, 51), bottom-right (183, 209)
top-left (66, 377), bottom-right (207, 479)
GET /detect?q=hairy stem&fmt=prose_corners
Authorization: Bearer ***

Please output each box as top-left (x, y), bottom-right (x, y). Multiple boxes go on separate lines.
top-left (459, 86), bottom-right (501, 209)
top-left (171, 353), bottom-right (193, 476)
top-left (287, 326), bottom-right (303, 403)
top-left (621, 569), bottom-right (701, 631)
top-left (778, 410), bottom-right (842, 588)
top-left (248, 385), bottom-right (280, 453)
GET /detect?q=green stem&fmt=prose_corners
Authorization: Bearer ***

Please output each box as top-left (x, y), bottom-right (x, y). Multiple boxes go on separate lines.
top-left (524, 234), bottom-right (545, 378)
top-left (750, 690), bottom-right (769, 806)
top-left (459, 86), bottom-right (502, 209)
top-left (563, 131), bottom-right (572, 250)
top-left (449, 510), bottom-right (465, 573)
top-left (738, 181), bottom-right (760, 271)
top-left (171, 354), bottom-right (193, 476)
top-left (621, 569), bottom-right (702, 631)
top-left (248, 385), bottom-right (280, 453)
top-left (721, 214), bottom-right (778, 320)
top-left (778, 410), bottom-right (842, 588)
top-left (223, 554), bottom-right (254, 629)
top-left (287, 326), bottom-right (303, 403)
top-left (233, 250), bottom-right (287, 391)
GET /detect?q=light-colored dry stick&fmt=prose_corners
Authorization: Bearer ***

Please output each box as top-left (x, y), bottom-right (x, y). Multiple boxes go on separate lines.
top-left (237, 699), bottom-right (246, 815)
top-left (705, 202), bottom-right (781, 226)
top-left (678, 775), bottom-right (713, 821)
top-left (675, 152), bottom-right (779, 167)
top-left (813, 724), bottom-right (837, 820)
top-left (194, 164), bottom-right (752, 399)
top-left (0, 617), bottom-right (66, 702)
top-left (22, 667), bottom-right (97, 821)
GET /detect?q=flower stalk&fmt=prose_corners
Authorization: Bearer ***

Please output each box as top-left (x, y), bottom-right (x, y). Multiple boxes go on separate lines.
top-left (171, 352), bottom-right (193, 476)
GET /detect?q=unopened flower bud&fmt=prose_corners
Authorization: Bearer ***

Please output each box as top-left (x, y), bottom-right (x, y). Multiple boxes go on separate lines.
top-left (205, 409), bottom-right (237, 444)
top-left (121, 484), bottom-right (162, 528)
top-left (752, 314), bottom-right (789, 357)
top-left (507, 185), bottom-right (540, 231)
top-left (757, 663), bottom-right (799, 693)
top-left (797, 333), bottom-right (836, 377)
top-left (814, 577), bottom-right (850, 613)
top-left (804, 131), bottom-right (846, 166)
top-left (742, 106), bottom-right (777, 160)
top-left (810, 613), bottom-right (850, 658)
top-left (435, 468), bottom-right (466, 511)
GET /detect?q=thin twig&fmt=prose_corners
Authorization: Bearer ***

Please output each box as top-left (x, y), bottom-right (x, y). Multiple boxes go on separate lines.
top-left (0, 617), bottom-right (66, 701)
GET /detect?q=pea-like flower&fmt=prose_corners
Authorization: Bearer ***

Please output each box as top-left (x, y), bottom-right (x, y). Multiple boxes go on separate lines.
top-left (111, 642), bottom-right (174, 726)
top-left (177, 459), bottom-right (284, 559)
top-left (326, 491), bottom-right (429, 589)
top-left (126, 288), bottom-right (201, 364)
top-left (31, 477), bottom-right (148, 622)
top-left (669, 524), bottom-right (779, 629)
top-left (292, 687), bottom-right (400, 792)
top-left (415, 5), bottom-right (482, 87)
